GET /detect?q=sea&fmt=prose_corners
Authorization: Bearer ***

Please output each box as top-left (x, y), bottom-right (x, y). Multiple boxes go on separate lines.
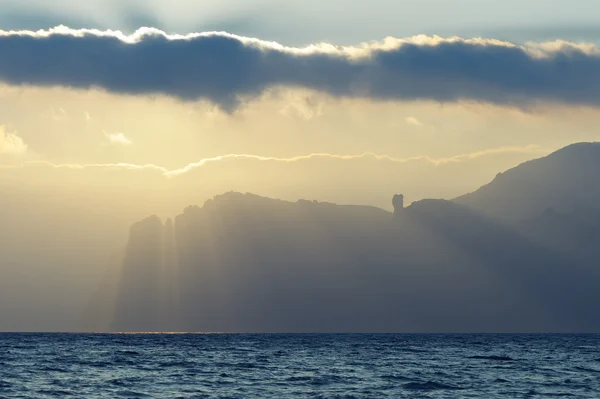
top-left (0, 333), bottom-right (599, 398)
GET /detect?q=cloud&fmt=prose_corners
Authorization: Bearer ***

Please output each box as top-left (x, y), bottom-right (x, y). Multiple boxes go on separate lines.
top-left (0, 127), bottom-right (28, 155)
top-left (104, 132), bottom-right (133, 145)
top-left (4, 144), bottom-right (549, 176)
top-left (51, 107), bottom-right (67, 122)
top-left (1, 28), bottom-right (600, 109)
top-left (405, 117), bottom-right (423, 127)
top-left (163, 145), bottom-right (550, 176)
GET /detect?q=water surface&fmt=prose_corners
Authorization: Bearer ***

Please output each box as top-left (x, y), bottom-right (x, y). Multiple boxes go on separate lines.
top-left (1, 333), bottom-right (599, 398)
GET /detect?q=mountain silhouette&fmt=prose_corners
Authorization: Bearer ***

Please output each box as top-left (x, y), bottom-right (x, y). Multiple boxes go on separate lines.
top-left (82, 143), bottom-right (600, 333)
top-left (455, 142), bottom-right (600, 220)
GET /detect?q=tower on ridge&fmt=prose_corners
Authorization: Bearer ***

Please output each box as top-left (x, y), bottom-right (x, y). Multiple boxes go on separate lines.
top-left (393, 194), bottom-right (404, 216)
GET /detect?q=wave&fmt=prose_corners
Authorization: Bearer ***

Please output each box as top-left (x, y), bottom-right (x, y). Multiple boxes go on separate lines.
top-left (403, 381), bottom-right (463, 391)
top-left (469, 355), bottom-right (515, 361)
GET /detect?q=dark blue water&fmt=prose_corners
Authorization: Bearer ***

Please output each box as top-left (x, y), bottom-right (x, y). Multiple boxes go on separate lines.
top-left (0, 334), bottom-right (599, 398)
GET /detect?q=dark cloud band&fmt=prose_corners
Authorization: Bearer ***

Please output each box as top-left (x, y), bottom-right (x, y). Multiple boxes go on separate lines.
top-left (1, 28), bottom-right (599, 108)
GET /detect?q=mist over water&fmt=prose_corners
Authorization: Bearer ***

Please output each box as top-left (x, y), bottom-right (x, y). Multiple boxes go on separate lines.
top-left (1, 333), bottom-right (599, 398)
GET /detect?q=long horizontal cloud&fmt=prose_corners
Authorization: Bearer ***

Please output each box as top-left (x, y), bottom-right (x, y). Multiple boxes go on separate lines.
top-left (1, 145), bottom-right (549, 176)
top-left (1, 27), bottom-right (600, 108)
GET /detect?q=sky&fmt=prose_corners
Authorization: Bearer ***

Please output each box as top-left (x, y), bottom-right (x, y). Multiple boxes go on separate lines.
top-left (2, 0), bottom-right (600, 330)
top-left (2, 0), bottom-right (600, 45)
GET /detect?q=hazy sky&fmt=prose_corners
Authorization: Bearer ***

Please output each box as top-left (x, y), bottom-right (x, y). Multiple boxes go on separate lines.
top-left (1, 2), bottom-right (600, 216)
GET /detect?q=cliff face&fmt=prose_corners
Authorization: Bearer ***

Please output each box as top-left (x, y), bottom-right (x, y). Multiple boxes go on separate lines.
top-left (111, 215), bottom-right (178, 331)
top-left (85, 190), bottom-right (600, 333)
top-left (170, 193), bottom-right (396, 332)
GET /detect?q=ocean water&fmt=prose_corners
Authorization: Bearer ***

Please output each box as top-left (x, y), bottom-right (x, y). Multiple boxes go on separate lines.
top-left (0, 334), bottom-right (599, 398)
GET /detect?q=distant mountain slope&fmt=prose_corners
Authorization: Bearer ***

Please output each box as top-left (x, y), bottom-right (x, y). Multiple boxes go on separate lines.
top-left (454, 142), bottom-right (600, 220)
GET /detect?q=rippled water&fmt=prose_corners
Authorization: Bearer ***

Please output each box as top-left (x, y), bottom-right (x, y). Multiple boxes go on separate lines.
top-left (1, 334), bottom-right (599, 398)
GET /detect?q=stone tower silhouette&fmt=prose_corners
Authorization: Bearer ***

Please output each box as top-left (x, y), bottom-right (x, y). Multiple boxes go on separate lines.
top-left (393, 194), bottom-right (404, 217)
